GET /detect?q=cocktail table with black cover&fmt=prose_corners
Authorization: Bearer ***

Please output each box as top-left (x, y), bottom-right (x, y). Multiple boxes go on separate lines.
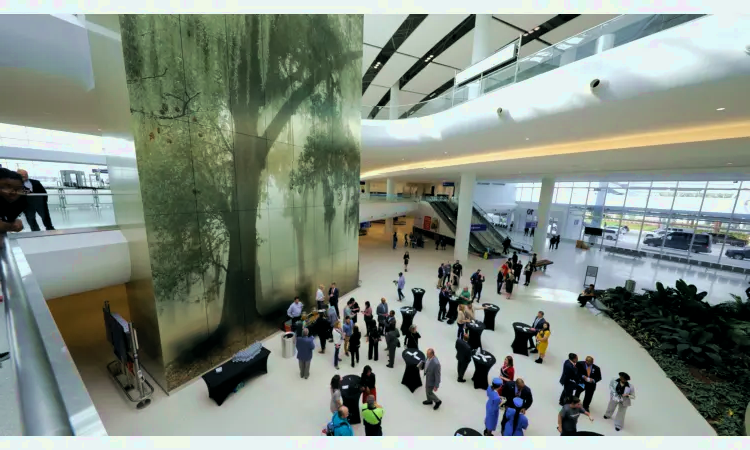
top-left (454, 428), bottom-right (482, 436)
top-left (465, 320), bottom-right (486, 350)
top-left (471, 349), bottom-right (496, 390)
top-left (411, 288), bottom-right (425, 311)
top-left (481, 303), bottom-right (500, 331)
top-left (400, 306), bottom-right (417, 334)
top-left (401, 349), bottom-right (425, 393)
top-left (511, 322), bottom-right (536, 356)
top-left (341, 374), bottom-right (362, 425)
top-left (202, 348), bottom-right (271, 406)
top-left (446, 295), bottom-right (459, 324)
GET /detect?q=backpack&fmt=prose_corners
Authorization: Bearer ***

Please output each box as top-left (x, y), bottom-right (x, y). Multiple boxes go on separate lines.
top-left (325, 418), bottom-right (347, 436)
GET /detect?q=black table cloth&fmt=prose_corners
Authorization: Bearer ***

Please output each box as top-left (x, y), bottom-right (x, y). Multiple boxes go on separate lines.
top-left (400, 306), bottom-right (417, 334)
top-left (481, 303), bottom-right (499, 331)
top-left (454, 427), bottom-right (482, 436)
top-left (471, 349), bottom-right (496, 390)
top-left (511, 322), bottom-right (536, 356)
top-left (340, 374), bottom-right (362, 425)
top-left (401, 349), bottom-right (425, 393)
top-left (411, 288), bottom-right (425, 311)
top-left (465, 320), bottom-right (486, 351)
top-left (446, 296), bottom-right (459, 325)
top-left (202, 348), bottom-right (271, 406)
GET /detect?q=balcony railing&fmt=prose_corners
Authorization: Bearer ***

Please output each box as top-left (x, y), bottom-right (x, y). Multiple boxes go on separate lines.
top-left (363, 14), bottom-right (705, 120)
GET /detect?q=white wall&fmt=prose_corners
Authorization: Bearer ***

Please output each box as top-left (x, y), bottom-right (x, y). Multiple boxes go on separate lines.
top-left (412, 202), bottom-right (456, 238)
top-left (513, 201), bottom-right (585, 241)
top-left (473, 182), bottom-right (517, 212)
top-left (360, 201), bottom-right (418, 223)
top-left (14, 230), bottom-right (131, 299)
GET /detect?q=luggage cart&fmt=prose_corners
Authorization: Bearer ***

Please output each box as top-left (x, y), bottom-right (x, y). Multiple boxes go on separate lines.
top-left (103, 301), bottom-right (154, 409)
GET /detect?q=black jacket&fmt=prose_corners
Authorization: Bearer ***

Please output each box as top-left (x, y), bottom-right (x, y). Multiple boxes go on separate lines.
top-left (453, 263), bottom-right (462, 276)
top-left (366, 324), bottom-right (381, 342)
top-left (328, 287), bottom-right (339, 304)
top-left (455, 338), bottom-right (472, 363)
top-left (560, 359), bottom-right (579, 386)
top-left (438, 290), bottom-right (449, 305)
top-left (502, 380), bottom-right (534, 410)
top-left (26, 179), bottom-right (48, 195)
top-left (404, 331), bottom-right (420, 349)
top-left (349, 330), bottom-right (361, 350)
top-left (576, 361), bottom-right (602, 389)
top-left (385, 329), bottom-right (401, 350)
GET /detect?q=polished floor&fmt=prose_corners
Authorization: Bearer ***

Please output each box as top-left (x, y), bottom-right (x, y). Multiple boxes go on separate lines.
top-left (34, 220), bottom-right (716, 436)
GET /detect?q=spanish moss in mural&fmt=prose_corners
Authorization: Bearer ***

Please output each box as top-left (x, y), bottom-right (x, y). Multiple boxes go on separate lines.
top-left (119, 14), bottom-right (362, 390)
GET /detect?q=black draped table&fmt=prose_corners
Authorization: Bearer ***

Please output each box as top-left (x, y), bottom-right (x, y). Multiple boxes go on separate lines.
top-left (202, 348), bottom-right (271, 406)
top-left (341, 374), bottom-right (362, 425)
top-left (465, 320), bottom-right (486, 351)
top-left (446, 295), bottom-right (460, 325)
top-left (471, 349), bottom-right (496, 390)
top-left (400, 306), bottom-right (417, 334)
top-left (401, 349), bottom-right (425, 393)
top-left (454, 428), bottom-right (482, 436)
top-left (511, 322), bottom-right (536, 356)
top-left (411, 288), bottom-right (425, 311)
top-left (481, 303), bottom-right (499, 331)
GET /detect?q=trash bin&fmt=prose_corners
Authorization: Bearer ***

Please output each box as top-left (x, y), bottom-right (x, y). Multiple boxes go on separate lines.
top-left (625, 279), bottom-right (636, 293)
top-left (281, 332), bottom-right (295, 359)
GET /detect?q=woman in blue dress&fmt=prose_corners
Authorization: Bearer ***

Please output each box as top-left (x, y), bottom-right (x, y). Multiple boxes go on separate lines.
top-left (503, 397), bottom-right (529, 436)
top-left (483, 377), bottom-right (503, 436)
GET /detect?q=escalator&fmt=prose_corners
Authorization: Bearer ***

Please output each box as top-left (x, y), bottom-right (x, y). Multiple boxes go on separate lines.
top-left (471, 202), bottom-right (530, 254)
top-left (428, 200), bottom-right (488, 256)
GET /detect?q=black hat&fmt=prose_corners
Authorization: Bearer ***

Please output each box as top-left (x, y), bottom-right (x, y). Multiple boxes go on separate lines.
top-left (618, 372), bottom-right (631, 381)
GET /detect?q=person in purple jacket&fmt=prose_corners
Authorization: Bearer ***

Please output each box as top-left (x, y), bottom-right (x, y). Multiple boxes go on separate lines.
top-left (397, 272), bottom-right (406, 301)
top-left (295, 328), bottom-right (315, 379)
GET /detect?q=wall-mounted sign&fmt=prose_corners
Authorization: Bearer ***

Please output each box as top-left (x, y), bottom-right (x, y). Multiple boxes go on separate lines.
top-left (470, 223), bottom-right (487, 231)
top-left (525, 221), bottom-right (537, 229)
top-left (526, 209), bottom-right (534, 215)
top-left (423, 216), bottom-right (432, 231)
top-left (442, 182), bottom-right (455, 187)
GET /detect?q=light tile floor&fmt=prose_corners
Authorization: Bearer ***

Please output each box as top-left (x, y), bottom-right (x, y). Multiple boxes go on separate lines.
top-left (44, 221), bottom-right (716, 436)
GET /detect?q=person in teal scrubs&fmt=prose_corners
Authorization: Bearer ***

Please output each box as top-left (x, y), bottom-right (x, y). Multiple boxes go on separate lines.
top-left (484, 377), bottom-right (503, 436)
top-left (503, 397), bottom-right (529, 436)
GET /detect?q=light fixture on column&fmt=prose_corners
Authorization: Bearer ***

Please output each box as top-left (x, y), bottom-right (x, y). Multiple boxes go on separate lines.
top-left (590, 78), bottom-right (602, 90)
top-left (496, 107), bottom-right (503, 116)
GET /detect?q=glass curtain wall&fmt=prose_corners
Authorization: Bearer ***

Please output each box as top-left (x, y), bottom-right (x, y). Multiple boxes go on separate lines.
top-left (518, 180), bottom-right (750, 271)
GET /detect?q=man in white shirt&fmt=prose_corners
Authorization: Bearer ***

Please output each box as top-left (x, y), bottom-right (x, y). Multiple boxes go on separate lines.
top-left (316, 285), bottom-right (325, 310)
top-left (287, 296), bottom-right (303, 330)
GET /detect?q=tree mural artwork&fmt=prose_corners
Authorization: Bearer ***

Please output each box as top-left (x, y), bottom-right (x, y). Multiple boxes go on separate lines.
top-left (120, 14), bottom-right (362, 389)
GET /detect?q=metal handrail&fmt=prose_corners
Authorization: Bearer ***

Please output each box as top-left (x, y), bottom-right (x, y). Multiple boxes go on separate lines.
top-left (1, 233), bottom-right (74, 435)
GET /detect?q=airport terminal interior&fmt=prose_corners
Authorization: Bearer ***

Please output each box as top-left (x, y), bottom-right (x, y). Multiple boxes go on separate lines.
top-left (1, 13), bottom-right (750, 437)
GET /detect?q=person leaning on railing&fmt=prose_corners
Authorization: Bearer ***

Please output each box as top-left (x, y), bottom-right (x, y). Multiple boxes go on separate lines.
top-left (0, 168), bottom-right (28, 234)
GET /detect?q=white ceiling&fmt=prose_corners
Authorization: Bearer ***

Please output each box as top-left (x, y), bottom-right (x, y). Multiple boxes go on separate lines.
top-left (362, 14), bottom-right (619, 108)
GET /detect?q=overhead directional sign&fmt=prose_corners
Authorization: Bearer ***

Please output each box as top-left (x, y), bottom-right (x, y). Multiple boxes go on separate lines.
top-left (470, 224), bottom-right (487, 231)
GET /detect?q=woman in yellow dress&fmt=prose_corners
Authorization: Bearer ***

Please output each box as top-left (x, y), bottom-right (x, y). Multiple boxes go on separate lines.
top-left (534, 322), bottom-right (550, 364)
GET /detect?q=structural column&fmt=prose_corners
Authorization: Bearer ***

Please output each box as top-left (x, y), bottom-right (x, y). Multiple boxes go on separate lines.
top-left (363, 181), bottom-right (371, 199)
top-left (533, 177), bottom-right (555, 254)
top-left (454, 172), bottom-right (476, 263)
top-left (386, 178), bottom-right (396, 201)
top-left (595, 34), bottom-right (615, 54)
top-left (389, 83), bottom-right (401, 120)
top-left (469, 15), bottom-right (494, 101)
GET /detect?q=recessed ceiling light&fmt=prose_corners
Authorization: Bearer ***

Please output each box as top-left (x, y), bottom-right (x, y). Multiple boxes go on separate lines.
top-left (716, 107), bottom-right (726, 111)
top-left (534, 27), bottom-right (540, 31)
top-left (523, 33), bottom-right (529, 36)
top-left (525, 137), bottom-right (529, 141)
top-left (726, 162), bottom-right (733, 165)
top-left (444, 152), bottom-right (448, 154)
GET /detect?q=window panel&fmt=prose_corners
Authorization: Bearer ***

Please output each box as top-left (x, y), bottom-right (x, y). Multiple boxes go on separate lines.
top-left (624, 189), bottom-right (649, 208)
top-left (556, 187), bottom-right (572, 204)
top-left (531, 187), bottom-right (540, 203)
top-left (521, 187), bottom-right (532, 202)
top-left (707, 181), bottom-right (740, 189)
top-left (570, 188), bottom-right (588, 204)
top-left (573, 182), bottom-right (590, 188)
top-left (736, 188), bottom-right (750, 218)
top-left (672, 189), bottom-right (704, 212)
top-left (647, 188), bottom-right (675, 210)
top-left (605, 188), bottom-right (626, 207)
top-left (701, 190), bottom-right (738, 214)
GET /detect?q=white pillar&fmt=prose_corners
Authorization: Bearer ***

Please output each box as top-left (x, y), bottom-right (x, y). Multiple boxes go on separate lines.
top-left (469, 15), bottom-right (494, 101)
top-left (559, 47), bottom-right (578, 67)
top-left (364, 181), bottom-right (371, 199)
top-left (389, 83), bottom-right (401, 120)
top-left (454, 172), bottom-right (476, 262)
top-left (386, 178), bottom-right (396, 201)
top-left (595, 34), bottom-right (615, 54)
top-left (454, 182), bottom-right (460, 200)
top-left (533, 177), bottom-right (555, 254)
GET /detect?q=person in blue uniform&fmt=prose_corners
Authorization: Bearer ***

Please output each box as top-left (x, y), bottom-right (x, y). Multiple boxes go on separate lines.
top-left (503, 397), bottom-right (529, 436)
top-left (483, 377), bottom-right (503, 436)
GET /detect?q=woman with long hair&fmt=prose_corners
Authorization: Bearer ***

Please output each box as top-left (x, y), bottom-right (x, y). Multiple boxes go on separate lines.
top-left (604, 372), bottom-right (635, 431)
top-left (360, 365), bottom-right (377, 402)
top-left (534, 322), bottom-right (551, 364)
top-left (503, 397), bottom-right (529, 436)
top-left (349, 324), bottom-right (361, 368)
top-left (363, 301), bottom-right (373, 327)
top-left (330, 375), bottom-right (342, 413)
top-left (505, 271), bottom-right (515, 299)
top-left (403, 251), bottom-right (410, 272)
top-left (499, 355), bottom-right (515, 382)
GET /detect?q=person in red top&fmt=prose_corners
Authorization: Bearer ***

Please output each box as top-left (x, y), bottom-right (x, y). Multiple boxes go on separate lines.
top-left (499, 355), bottom-right (515, 382)
top-left (497, 260), bottom-right (511, 294)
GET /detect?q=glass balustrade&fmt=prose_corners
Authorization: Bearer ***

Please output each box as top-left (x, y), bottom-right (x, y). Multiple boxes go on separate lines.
top-left (362, 14), bottom-right (705, 120)
top-left (16, 189), bottom-right (117, 233)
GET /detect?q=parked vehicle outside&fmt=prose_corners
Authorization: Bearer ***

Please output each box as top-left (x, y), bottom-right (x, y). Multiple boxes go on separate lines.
top-left (709, 233), bottom-right (747, 247)
top-left (725, 248), bottom-right (750, 260)
top-left (643, 232), bottom-right (712, 253)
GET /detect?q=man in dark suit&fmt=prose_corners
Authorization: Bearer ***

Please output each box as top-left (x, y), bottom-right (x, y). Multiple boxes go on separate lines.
top-left (500, 377), bottom-right (533, 431)
top-left (528, 311), bottom-right (547, 353)
top-left (437, 286), bottom-right (449, 322)
top-left (559, 353), bottom-right (580, 406)
top-left (17, 169), bottom-right (54, 231)
top-left (455, 332), bottom-right (471, 383)
top-left (328, 282), bottom-right (340, 319)
top-left (573, 355), bottom-right (602, 411)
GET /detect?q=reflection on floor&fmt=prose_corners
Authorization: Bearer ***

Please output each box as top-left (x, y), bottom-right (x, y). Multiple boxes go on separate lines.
top-left (18, 205), bottom-right (116, 233)
top-left (56, 222), bottom-right (715, 436)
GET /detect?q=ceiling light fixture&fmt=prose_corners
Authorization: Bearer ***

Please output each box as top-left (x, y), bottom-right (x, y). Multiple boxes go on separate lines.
top-left (525, 138), bottom-right (529, 140)
top-left (726, 162), bottom-right (733, 165)
top-left (716, 107), bottom-right (726, 111)
top-left (534, 27), bottom-right (540, 31)
top-left (523, 33), bottom-right (529, 36)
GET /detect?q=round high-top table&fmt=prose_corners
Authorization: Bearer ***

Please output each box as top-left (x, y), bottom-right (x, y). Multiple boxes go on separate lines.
top-left (465, 320), bottom-right (486, 351)
top-left (454, 428), bottom-right (482, 436)
top-left (481, 303), bottom-right (500, 331)
top-left (401, 349), bottom-right (425, 393)
top-left (411, 288), bottom-right (425, 311)
top-left (471, 349), bottom-right (496, 390)
top-left (340, 374), bottom-right (362, 424)
top-left (400, 306), bottom-right (417, 334)
top-left (511, 322), bottom-right (536, 356)
top-left (446, 295), bottom-right (460, 324)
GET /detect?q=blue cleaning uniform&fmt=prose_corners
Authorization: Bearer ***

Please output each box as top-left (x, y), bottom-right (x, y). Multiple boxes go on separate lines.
top-left (484, 386), bottom-right (502, 432)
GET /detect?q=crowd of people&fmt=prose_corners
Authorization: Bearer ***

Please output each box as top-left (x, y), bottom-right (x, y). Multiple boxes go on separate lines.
top-left (284, 232), bottom-right (633, 437)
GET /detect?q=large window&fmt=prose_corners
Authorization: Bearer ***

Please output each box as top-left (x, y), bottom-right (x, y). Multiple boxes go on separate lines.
top-left (0, 123), bottom-right (103, 155)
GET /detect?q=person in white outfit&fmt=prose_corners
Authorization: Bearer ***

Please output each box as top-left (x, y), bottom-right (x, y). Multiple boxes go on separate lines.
top-left (604, 372), bottom-right (634, 431)
top-left (316, 285), bottom-right (326, 310)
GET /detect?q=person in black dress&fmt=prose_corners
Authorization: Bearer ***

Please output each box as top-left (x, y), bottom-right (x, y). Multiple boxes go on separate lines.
top-left (404, 324), bottom-right (421, 349)
top-left (366, 320), bottom-right (380, 361)
top-left (361, 365), bottom-right (377, 402)
top-left (403, 251), bottom-right (410, 272)
top-left (437, 286), bottom-right (449, 322)
top-left (505, 272), bottom-right (515, 299)
top-left (349, 325), bottom-right (361, 368)
top-left (514, 262), bottom-right (523, 283)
